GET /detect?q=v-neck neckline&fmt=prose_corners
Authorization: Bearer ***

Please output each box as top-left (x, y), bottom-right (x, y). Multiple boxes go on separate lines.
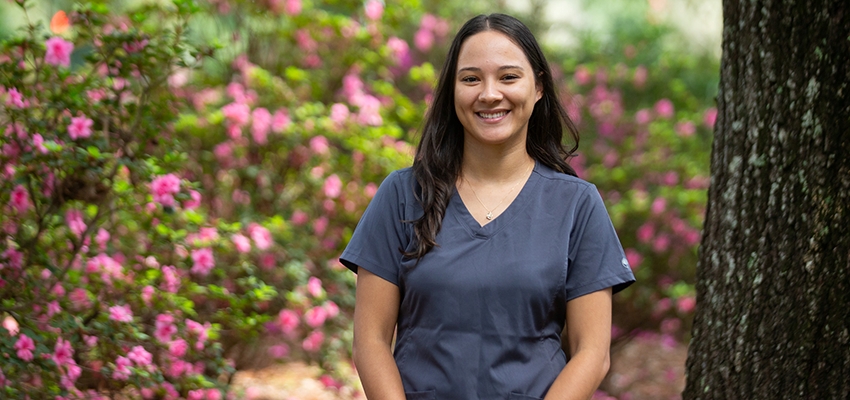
top-left (451, 161), bottom-right (540, 239)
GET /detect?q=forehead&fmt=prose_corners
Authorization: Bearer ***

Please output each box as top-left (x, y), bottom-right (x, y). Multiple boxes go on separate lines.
top-left (456, 30), bottom-right (531, 71)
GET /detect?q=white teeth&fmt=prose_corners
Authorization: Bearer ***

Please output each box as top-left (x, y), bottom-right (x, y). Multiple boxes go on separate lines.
top-left (478, 111), bottom-right (507, 119)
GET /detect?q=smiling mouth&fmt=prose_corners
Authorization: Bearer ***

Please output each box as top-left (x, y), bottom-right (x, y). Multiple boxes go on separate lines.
top-left (477, 110), bottom-right (509, 119)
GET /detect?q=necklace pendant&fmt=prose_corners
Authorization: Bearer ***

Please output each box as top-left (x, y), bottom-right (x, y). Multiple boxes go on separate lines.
top-left (486, 212), bottom-right (493, 220)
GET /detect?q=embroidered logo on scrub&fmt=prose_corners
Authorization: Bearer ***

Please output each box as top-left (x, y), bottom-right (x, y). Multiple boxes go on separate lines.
top-left (621, 257), bottom-right (630, 270)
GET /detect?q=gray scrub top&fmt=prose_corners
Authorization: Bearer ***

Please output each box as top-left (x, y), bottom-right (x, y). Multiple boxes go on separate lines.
top-left (340, 162), bottom-right (635, 400)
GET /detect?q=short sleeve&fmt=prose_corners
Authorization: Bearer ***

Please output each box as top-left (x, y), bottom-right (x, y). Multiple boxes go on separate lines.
top-left (339, 170), bottom-right (411, 286)
top-left (565, 185), bottom-right (635, 301)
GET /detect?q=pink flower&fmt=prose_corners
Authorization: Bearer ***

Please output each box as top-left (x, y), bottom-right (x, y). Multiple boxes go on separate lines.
top-left (307, 276), bottom-right (323, 298)
top-left (141, 285), bottom-right (154, 305)
top-left (69, 288), bottom-right (91, 310)
top-left (636, 223), bottom-right (654, 244)
top-left (186, 319), bottom-right (210, 349)
top-left (573, 66), bottom-right (591, 85)
top-left (68, 116), bottom-right (93, 140)
top-left (95, 228), bottom-right (110, 249)
top-left (414, 28), bottom-right (434, 52)
top-left (356, 95), bottom-right (383, 126)
top-left (650, 197), bottom-right (667, 215)
top-left (329, 103), bottom-right (350, 124)
top-left (251, 107), bottom-right (271, 145)
top-left (15, 334), bottom-right (35, 361)
top-left (313, 216), bottom-right (328, 235)
top-left (662, 171), bottom-right (679, 186)
top-left (65, 209), bottom-right (86, 237)
top-left (232, 233), bottom-right (251, 253)
top-left (634, 109), bottom-right (652, 125)
top-left (6, 87), bottom-right (26, 108)
top-left (222, 102), bottom-right (251, 127)
top-left (677, 296), bottom-right (696, 314)
top-left (32, 133), bottom-right (48, 154)
top-left (113, 356), bottom-right (132, 380)
top-left (703, 107), bottom-right (718, 128)
top-left (272, 109), bottom-right (291, 132)
top-left (633, 65), bottom-right (648, 88)
top-left (10, 185), bottom-right (30, 213)
top-left (654, 99), bottom-right (675, 119)
top-left (45, 37), bottom-right (74, 67)
top-left (291, 210), bottom-right (308, 226)
top-left (248, 223), bottom-right (272, 250)
top-left (269, 344), bottom-right (290, 359)
top-left (168, 339), bottom-right (188, 358)
top-left (84, 335), bottom-right (98, 347)
top-left (278, 309), bottom-right (300, 334)
top-left (284, 0), bottom-right (301, 16)
top-left (108, 304), bottom-right (134, 322)
top-left (206, 389), bottom-right (222, 400)
top-left (676, 121), bottom-right (696, 137)
top-left (150, 174), bottom-right (181, 207)
top-left (387, 37), bottom-right (410, 65)
top-left (364, 0), bottom-right (383, 20)
top-left (47, 300), bottom-right (61, 317)
top-left (365, 182), bottom-right (378, 198)
top-left (189, 390), bottom-right (205, 400)
top-left (127, 346), bottom-right (153, 367)
top-left (323, 174), bottom-right (342, 198)
top-left (191, 248), bottom-right (215, 276)
top-left (302, 330), bottom-right (324, 352)
top-left (652, 234), bottom-right (671, 253)
top-left (309, 135), bottom-right (330, 155)
top-left (304, 306), bottom-right (327, 328)
top-left (155, 314), bottom-right (177, 343)
top-left (161, 265), bottom-right (181, 293)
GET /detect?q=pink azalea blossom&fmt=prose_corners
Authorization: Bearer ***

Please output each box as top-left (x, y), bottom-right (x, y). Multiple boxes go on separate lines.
top-left (676, 121), bottom-right (696, 137)
top-left (302, 330), bottom-right (324, 352)
top-left (191, 247), bottom-right (215, 276)
top-left (304, 306), bottom-right (328, 328)
top-left (67, 116), bottom-right (93, 140)
top-left (15, 334), bottom-right (35, 361)
top-left (108, 304), bottom-right (134, 323)
top-left (155, 314), bottom-right (177, 343)
top-left (45, 37), bottom-right (74, 67)
top-left (189, 390), bottom-right (205, 400)
top-left (324, 301), bottom-right (340, 318)
top-left (636, 223), bottom-right (654, 244)
top-left (329, 103), bottom-right (350, 124)
top-left (248, 223), bottom-right (272, 250)
top-left (703, 107), bottom-right (718, 128)
top-left (69, 288), bottom-right (91, 310)
top-left (633, 65), bottom-right (648, 87)
top-left (650, 197), bottom-right (667, 215)
top-left (677, 296), bottom-right (696, 314)
top-left (284, 0), bottom-right (302, 16)
top-left (65, 208), bottom-right (86, 237)
top-left (634, 108), bottom-right (652, 124)
top-left (150, 174), bottom-right (181, 207)
top-left (231, 233), bottom-right (251, 253)
top-left (6, 87), bottom-right (26, 108)
top-left (95, 228), bottom-right (110, 249)
top-left (169, 339), bottom-right (188, 358)
top-left (278, 309), bottom-right (300, 334)
top-left (127, 346), bottom-right (153, 367)
top-left (313, 216), bottom-right (328, 235)
top-left (269, 344), bottom-right (290, 359)
top-left (251, 107), bottom-right (271, 144)
top-left (365, 182), bottom-right (378, 198)
top-left (142, 285), bottom-right (154, 305)
top-left (271, 109), bottom-right (291, 132)
top-left (654, 98), bottom-right (675, 119)
top-left (47, 300), bottom-right (61, 317)
top-left (161, 265), bottom-right (181, 293)
top-left (356, 95), bottom-right (383, 126)
top-left (323, 174), bottom-right (342, 198)
top-left (309, 135), bottom-right (330, 155)
top-left (307, 276), bottom-right (323, 298)
top-left (222, 102), bottom-right (251, 127)
top-left (186, 319), bottom-right (211, 349)
top-left (10, 185), bottom-right (30, 213)
top-left (652, 234), bottom-right (671, 253)
top-left (113, 356), bottom-right (132, 380)
top-left (387, 37), bottom-right (410, 65)
top-left (624, 248), bottom-right (642, 271)
top-left (291, 210), bottom-right (309, 226)
top-left (573, 66), bottom-right (591, 85)
top-left (32, 133), bottom-right (48, 154)
top-left (364, 0), bottom-right (383, 20)
top-left (414, 28), bottom-right (434, 52)
top-left (53, 338), bottom-right (74, 366)
top-left (84, 335), bottom-right (98, 347)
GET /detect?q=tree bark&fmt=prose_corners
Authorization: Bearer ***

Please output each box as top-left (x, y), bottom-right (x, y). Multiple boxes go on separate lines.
top-left (683, 1), bottom-right (850, 399)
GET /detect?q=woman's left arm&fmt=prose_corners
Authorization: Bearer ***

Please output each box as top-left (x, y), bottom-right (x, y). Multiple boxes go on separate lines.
top-left (544, 288), bottom-right (613, 400)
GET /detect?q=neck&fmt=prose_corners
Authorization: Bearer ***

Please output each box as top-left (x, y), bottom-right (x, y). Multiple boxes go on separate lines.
top-left (461, 141), bottom-right (534, 183)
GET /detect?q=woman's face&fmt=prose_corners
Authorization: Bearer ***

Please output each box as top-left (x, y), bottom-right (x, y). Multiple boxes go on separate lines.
top-left (454, 30), bottom-right (542, 150)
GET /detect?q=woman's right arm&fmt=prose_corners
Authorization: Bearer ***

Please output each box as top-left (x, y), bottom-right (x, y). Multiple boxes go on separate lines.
top-left (353, 267), bottom-right (406, 399)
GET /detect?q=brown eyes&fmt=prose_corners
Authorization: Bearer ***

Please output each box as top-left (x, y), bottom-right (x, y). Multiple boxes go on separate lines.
top-left (458, 75), bottom-right (520, 83)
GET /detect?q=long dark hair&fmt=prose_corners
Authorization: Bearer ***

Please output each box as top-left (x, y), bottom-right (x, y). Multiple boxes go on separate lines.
top-left (405, 13), bottom-right (579, 260)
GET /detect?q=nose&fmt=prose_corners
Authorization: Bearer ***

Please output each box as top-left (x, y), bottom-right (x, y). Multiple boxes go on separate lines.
top-left (478, 80), bottom-right (503, 103)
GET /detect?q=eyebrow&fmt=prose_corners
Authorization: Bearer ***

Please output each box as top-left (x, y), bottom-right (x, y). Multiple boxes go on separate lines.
top-left (457, 65), bottom-right (525, 74)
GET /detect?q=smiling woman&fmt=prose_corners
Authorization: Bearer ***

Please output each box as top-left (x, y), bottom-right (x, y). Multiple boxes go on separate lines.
top-left (340, 13), bottom-right (635, 400)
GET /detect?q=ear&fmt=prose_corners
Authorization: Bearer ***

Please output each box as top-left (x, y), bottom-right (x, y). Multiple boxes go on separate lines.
top-left (535, 82), bottom-right (543, 102)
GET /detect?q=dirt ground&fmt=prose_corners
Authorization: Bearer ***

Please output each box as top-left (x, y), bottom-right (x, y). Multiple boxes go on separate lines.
top-left (232, 334), bottom-right (687, 400)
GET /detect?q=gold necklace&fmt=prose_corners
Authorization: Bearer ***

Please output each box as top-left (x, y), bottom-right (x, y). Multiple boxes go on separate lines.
top-left (463, 163), bottom-right (532, 220)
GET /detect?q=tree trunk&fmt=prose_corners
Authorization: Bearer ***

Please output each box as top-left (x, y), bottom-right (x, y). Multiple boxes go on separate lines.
top-left (683, 1), bottom-right (850, 399)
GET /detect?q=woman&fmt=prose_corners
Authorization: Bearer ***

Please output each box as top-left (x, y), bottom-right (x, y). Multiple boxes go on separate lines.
top-left (340, 13), bottom-right (635, 400)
